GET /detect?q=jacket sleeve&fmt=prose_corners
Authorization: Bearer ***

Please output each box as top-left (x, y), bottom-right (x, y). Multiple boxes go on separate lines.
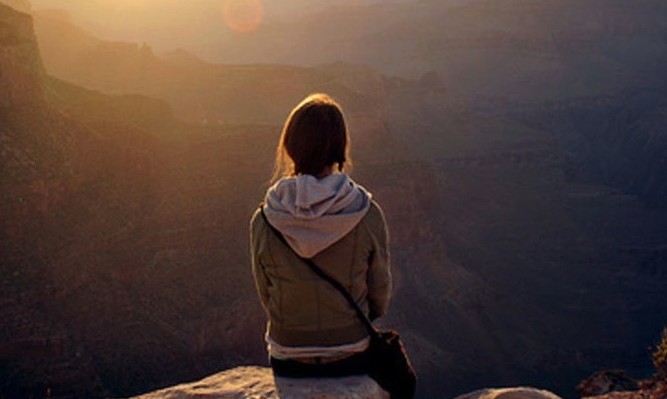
top-left (365, 202), bottom-right (392, 321)
top-left (250, 209), bottom-right (270, 311)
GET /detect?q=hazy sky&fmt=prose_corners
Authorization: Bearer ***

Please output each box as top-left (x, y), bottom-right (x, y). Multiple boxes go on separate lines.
top-left (28, 0), bottom-right (417, 29)
top-left (26, 0), bottom-right (416, 55)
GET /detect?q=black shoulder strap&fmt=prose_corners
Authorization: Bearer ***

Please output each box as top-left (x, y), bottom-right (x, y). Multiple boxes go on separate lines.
top-left (259, 207), bottom-right (378, 338)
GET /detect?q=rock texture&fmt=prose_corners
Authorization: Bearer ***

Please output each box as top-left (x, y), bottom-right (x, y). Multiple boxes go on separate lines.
top-left (577, 370), bottom-right (639, 398)
top-left (453, 388), bottom-right (563, 399)
top-left (131, 367), bottom-right (568, 399)
top-left (585, 381), bottom-right (666, 399)
top-left (0, 3), bottom-right (43, 107)
top-left (0, 0), bottom-right (30, 13)
top-left (132, 367), bottom-right (389, 399)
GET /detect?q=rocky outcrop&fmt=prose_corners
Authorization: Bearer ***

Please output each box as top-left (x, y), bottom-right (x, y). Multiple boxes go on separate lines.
top-left (453, 388), bottom-right (563, 399)
top-left (132, 367), bottom-right (389, 399)
top-left (576, 370), bottom-right (666, 399)
top-left (581, 381), bottom-right (666, 399)
top-left (577, 370), bottom-right (639, 398)
top-left (131, 366), bottom-right (570, 399)
top-left (0, 3), bottom-right (43, 107)
top-left (0, 0), bottom-right (30, 14)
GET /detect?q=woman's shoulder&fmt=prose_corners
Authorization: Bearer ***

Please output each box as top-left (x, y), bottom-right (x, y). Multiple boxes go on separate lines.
top-left (361, 200), bottom-right (388, 232)
top-left (249, 205), bottom-right (268, 233)
top-left (366, 200), bottom-right (384, 217)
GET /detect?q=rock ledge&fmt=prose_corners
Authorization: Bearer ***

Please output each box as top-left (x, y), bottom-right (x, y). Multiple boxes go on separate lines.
top-left (131, 366), bottom-right (389, 399)
top-left (454, 387), bottom-right (563, 399)
top-left (131, 366), bottom-right (566, 399)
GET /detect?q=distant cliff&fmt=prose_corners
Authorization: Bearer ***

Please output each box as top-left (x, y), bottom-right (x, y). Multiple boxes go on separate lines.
top-left (0, 3), bottom-right (106, 398)
top-left (0, 3), bottom-right (42, 106)
top-left (1, 3), bottom-right (271, 397)
top-left (514, 90), bottom-right (667, 208)
top-left (0, 0), bottom-right (30, 14)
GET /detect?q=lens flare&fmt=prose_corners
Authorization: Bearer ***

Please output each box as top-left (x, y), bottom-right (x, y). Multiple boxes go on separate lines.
top-left (223, 0), bottom-right (264, 33)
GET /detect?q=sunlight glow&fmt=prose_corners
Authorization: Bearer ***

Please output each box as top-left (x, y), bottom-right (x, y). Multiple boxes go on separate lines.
top-left (222, 0), bottom-right (264, 33)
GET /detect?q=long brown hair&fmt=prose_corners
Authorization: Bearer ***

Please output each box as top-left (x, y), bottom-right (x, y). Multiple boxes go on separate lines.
top-left (271, 93), bottom-right (351, 182)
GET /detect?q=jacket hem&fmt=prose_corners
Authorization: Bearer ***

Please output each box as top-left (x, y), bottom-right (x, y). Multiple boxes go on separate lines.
top-left (269, 323), bottom-right (368, 347)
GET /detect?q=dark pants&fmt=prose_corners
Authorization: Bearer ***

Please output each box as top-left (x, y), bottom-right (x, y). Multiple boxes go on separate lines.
top-left (270, 351), bottom-right (370, 378)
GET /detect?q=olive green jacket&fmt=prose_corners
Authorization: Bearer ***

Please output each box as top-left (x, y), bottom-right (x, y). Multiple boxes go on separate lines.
top-left (250, 201), bottom-right (392, 347)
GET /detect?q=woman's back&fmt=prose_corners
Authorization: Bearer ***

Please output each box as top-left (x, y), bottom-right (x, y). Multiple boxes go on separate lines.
top-left (251, 196), bottom-right (391, 348)
top-left (249, 92), bottom-right (392, 380)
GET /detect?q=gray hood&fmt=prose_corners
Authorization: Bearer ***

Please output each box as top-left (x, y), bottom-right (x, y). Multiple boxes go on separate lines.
top-left (263, 173), bottom-right (372, 258)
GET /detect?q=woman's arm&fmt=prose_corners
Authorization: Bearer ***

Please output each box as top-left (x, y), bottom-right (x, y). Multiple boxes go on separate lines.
top-left (250, 210), bottom-right (270, 311)
top-left (365, 202), bottom-right (392, 321)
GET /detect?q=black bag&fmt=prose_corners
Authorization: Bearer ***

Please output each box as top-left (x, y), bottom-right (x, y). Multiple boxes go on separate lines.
top-left (367, 329), bottom-right (417, 399)
top-left (260, 208), bottom-right (417, 398)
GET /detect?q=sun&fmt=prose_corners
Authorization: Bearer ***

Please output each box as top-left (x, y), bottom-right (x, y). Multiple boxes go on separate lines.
top-left (222, 0), bottom-right (264, 33)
